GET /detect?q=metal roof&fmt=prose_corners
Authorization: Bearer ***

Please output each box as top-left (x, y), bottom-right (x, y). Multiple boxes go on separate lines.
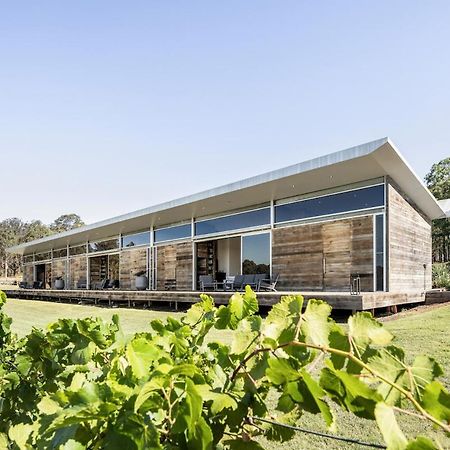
top-left (8, 137), bottom-right (446, 255)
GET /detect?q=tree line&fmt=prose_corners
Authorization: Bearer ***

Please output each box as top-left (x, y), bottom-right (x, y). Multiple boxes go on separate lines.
top-left (425, 157), bottom-right (450, 263)
top-left (0, 214), bottom-right (84, 277)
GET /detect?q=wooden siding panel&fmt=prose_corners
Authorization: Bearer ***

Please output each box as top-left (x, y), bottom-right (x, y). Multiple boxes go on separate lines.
top-left (388, 183), bottom-right (432, 292)
top-left (68, 256), bottom-right (87, 289)
top-left (273, 216), bottom-right (374, 291)
top-left (120, 248), bottom-right (148, 289)
top-left (156, 242), bottom-right (193, 290)
top-left (51, 259), bottom-right (67, 288)
top-left (23, 265), bottom-right (34, 285)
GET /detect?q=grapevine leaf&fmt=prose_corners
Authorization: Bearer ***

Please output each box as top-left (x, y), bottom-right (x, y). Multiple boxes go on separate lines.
top-left (264, 410), bottom-right (300, 442)
top-left (421, 381), bottom-right (450, 423)
top-left (60, 440), bottom-right (85, 450)
top-left (299, 370), bottom-right (335, 429)
top-left (8, 423), bottom-right (35, 450)
top-left (266, 358), bottom-right (300, 385)
top-left (224, 438), bottom-right (265, 449)
top-left (126, 337), bottom-right (160, 379)
top-left (374, 402), bottom-right (408, 450)
top-left (348, 312), bottom-right (393, 349)
top-left (301, 299), bottom-right (332, 347)
top-left (187, 415), bottom-right (213, 450)
top-left (320, 367), bottom-right (382, 419)
top-left (405, 436), bottom-right (437, 449)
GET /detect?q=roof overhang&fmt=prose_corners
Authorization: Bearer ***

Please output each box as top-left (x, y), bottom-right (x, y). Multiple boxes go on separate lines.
top-left (8, 137), bottom-right (446, 255)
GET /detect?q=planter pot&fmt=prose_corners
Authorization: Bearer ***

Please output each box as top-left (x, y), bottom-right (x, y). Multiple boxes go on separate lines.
top-left (135, 275), bottom-right (148, 291)
top-left (55, 279), bottom-right (65, 290)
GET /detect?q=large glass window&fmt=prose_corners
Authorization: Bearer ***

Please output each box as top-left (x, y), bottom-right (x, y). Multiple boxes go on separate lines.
top-left (195, 208), bottom-right (270, 237)
top-left (275, 184), bottom-right (385, 224)
top-left (154, 223), bottom-right (191, 243)
top-left (122, 231), bottom-right (151, 248)
top-left (53, 248), bottom-right (67, 259)
top-left (242, 233), bottom-right (271, 275)
top-left (69, 244), bottom-right (86, 256)
top-left (375, 214), bottom-right (384, 291)
top-left (88, 238), bottom-right (119, 253)
top-left (23, 255), bottom-right (34, 264)
top-left (34, 251), bottom-right (51, 262)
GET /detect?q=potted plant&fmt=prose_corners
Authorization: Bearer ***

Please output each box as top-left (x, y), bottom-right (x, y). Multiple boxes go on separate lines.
top-left (135, 270), bottom-right (148, 291)
top-left (55, 276), bottom-right (65, 290)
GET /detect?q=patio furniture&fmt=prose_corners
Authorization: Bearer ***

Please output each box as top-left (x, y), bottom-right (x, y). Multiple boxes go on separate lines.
top-left (199, 275), bottom-right (216, 291)
top-left (230, 274), bottom-right (245, 290)
top-left (254, 273), bottom-right (269, 291)
top-left (32, 281), bottom-right (44, 289)
top-left (19, 281), bottom-right (29, 289)
top-left (259, 273), bottom-right (279, 292)
top-left (76, 280), bottom-right (87, 289)
top-left (242, 274), bottom-right (255, 289)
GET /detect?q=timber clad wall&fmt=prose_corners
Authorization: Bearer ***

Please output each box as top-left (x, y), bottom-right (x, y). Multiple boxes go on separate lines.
top-left (23, 265), bottom-right (33, 285)
top-left (156, 242), bottom-right (193, 291)
top-left (272, 216), bottom-right (374, 291)
top-left (51, 259), bottom-right (67, 288)
top-left (388, 183), bottom-right (432, 292)
top-left (120, 248), bottom-right (148, 290)
top-left (68, 256), bottom-right (87, 289)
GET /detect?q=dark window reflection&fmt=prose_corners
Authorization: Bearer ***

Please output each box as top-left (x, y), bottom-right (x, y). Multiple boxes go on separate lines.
top-left (53, 248), bottom-right (67, 259)
top-left (154, 223), bottom-right (191, 243)
top-left (242, 233), bottom-right (270, 275)
top-left (275, 184), bottom-right (385, 223)
top-left (195, 208), bottom-right (270, 236)
top-left (375, 214), bottom-right (384, 291)
top-left (122, 231), bottom-right (151, 248)
top-left (88, 238), bottom-right (119, 253)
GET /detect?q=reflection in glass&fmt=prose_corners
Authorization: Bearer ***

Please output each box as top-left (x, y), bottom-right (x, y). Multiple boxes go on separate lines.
top-left (53, 248), bottom-right (67, 259)
top-left (34, 251), bottom-right (51, 261)
top-left (154, 224), bottom-right (191, 243)
top-left (88, 238), bottom-right (119, 253)
top-left (122, 231), bottom-right (151, 248)
top-left (69, 245), bottom-right (86, 256)
top-left (275, 184), bottom-right (385, 224)
top-left (242, 233), bottom-right (270, 275)
top-left (195, 208), bottom-right (270, 236)
top-left (23, 255), bottom-right (34, 264)
top-left (375, 214), bottom-right (384, 291)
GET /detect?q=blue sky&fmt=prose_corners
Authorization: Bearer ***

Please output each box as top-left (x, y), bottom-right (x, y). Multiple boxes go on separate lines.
top-left (1, 1), bottom-right (449, 224)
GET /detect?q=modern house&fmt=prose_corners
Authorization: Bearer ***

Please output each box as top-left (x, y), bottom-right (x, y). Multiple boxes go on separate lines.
top-left (7, 138), bottom-right (449, 307)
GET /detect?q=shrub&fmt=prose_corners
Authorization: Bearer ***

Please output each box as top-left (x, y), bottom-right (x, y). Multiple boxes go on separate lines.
top-left (432, 263), bottom-right (450, 289)
top-left (0, 288), bottom-right (449, 449)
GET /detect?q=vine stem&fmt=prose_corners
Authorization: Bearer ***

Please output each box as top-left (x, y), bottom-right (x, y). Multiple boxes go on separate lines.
top-left (231, 340), bottom-right (450, 435)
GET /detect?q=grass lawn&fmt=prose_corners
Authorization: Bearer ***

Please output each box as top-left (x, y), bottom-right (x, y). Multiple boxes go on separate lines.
top-left (3, 296), bottom-right (450, 449)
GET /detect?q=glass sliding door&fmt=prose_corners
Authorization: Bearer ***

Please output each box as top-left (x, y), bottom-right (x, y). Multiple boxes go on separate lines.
top-left (241, 233), bottom-right (271, 275)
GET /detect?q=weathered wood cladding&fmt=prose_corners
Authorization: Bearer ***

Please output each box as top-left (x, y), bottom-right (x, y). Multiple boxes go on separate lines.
top-left (272, 216), bottom-right (374, 291)
top-left (120, 248), bottom-right (148, 290)
top-left (68, 256), bottom-right (87, 289)
top-left (23, 265), bottom-right (34, 285)
top-left (51, 259), bottom-right (67, 288)
top-left (387, 182), bottom-right (432, 292)
top-left (156, 242), bottom-right (193, 290)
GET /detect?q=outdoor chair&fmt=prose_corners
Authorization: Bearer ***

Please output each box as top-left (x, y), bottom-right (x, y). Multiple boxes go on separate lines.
top-left (242, 274), bottom-right (255, 289)
top-left (32, 281), bottom-right (44, 289)
top-left (19, 281), bottom-right (29, 289)
top-left (231, 274), bottom-right (245, 290)
top-left (199, 275), bottom-right (216, 291)
top-left (259, 273), bottom-right (279, 292)
top-left (254, 274), bottom-right (269, 291)
top-left (75, 280), bottom-right (87, 289)
top-left (100, 278), bottom-right (110, 289)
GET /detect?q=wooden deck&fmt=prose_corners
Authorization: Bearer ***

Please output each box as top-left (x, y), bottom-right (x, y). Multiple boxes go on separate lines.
top-left (3, 288), bottom-right (426, 312)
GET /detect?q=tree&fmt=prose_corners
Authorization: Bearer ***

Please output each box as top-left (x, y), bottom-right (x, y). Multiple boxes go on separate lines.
top-left (425, 157), bottom-right (450, 200)
top-left (50, 213), bottom-right (84, 233)
top-left (425, 157), bottom-right (450, 262)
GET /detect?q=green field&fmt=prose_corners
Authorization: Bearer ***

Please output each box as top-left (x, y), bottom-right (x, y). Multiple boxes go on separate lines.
top-left (3, 296), bottom-right (450, 449)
